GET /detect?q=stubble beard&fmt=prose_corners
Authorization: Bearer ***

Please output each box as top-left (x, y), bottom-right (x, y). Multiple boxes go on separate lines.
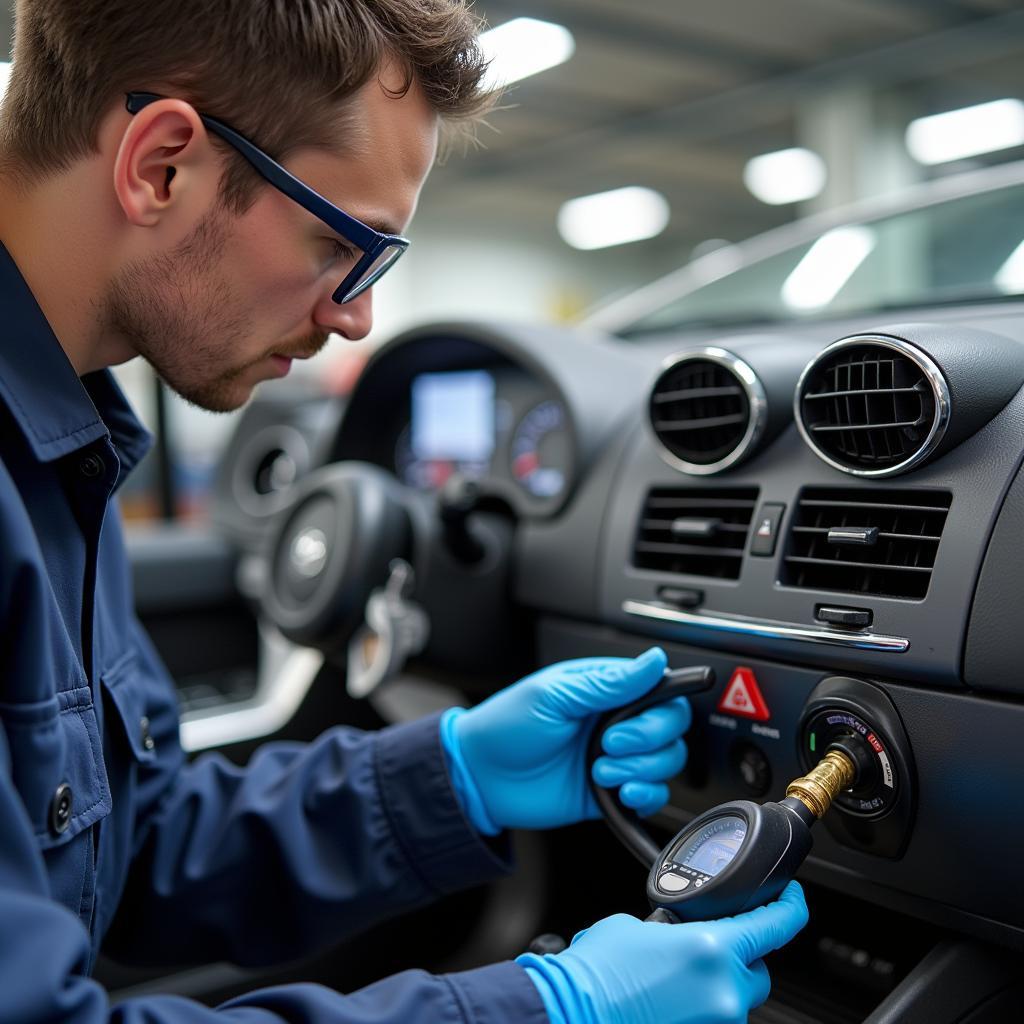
top-left (103, 211), bottom-right (262, 413)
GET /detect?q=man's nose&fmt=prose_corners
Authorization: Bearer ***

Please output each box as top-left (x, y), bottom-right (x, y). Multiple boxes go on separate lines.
top-left (314, 287), bottom-right (374, 341)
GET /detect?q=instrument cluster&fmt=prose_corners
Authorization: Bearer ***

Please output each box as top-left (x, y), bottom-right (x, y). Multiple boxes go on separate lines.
top-left (392, 365), bottom-right (573, 509)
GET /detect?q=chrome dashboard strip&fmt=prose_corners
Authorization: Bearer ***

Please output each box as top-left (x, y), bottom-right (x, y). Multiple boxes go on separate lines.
top-left (622, 600), bottom-right (910, 652)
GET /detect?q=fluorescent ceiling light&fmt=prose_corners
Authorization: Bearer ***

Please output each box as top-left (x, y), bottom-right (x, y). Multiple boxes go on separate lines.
top-left (743, 147), bottom-right (826, 206)
top-left (782, 226), bottom-right (876, 311)
top-left (0, 62), bottom-right (11, 102)
top-left (479, 18), bottom-right (575, 91)
top-left (906, 99), bottom-right (1024, 165)
top-left (995, 239), bottom-right (1024, 294)
top-left (557, 186), bottom-right (670, 251)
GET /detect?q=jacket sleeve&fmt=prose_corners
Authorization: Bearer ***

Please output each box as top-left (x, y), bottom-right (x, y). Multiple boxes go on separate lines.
top-left (0, 741), bottom-right (548, 1024)
top-left (104, 618), bottom-right (515, 968)
top-left (0, 674), bottom-right (548, 1024)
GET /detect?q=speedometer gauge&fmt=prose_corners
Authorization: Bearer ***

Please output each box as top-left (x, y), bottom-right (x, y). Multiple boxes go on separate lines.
top-left (510, 400), bottom-right (571, 499)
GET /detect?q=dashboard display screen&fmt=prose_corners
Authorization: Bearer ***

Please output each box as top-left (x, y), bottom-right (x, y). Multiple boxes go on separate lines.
top-left (412, 371), bottom-right (496, 463)
top-left (673, 815), bottom-right (747, 877)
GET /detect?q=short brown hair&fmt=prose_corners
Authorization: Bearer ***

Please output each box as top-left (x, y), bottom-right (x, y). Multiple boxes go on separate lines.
top-left (0, 0), bottom-right (492, 210)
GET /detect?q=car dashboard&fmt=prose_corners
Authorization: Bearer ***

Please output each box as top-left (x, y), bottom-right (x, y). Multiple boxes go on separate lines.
top-left (308, 306), bottom-right (1024, 954)
top-left (207, 299), bottom-right (1024, 1022)
top-left (333, 338), bottom-right (579, 518)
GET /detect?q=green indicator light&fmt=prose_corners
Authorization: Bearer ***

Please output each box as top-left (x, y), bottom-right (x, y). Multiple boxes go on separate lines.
top-left (810, 733), bottom-right (817, 753)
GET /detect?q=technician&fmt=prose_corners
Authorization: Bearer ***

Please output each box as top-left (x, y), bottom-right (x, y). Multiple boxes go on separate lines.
top-left (0, 3), bottom-right (808, 1023)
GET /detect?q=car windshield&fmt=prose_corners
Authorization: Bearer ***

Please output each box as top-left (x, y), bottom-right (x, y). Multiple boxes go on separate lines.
top-left (615, 176), bottom-right (1024, 338)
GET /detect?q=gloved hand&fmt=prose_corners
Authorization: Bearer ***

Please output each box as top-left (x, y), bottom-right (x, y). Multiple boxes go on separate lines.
top-left (518, 881), bottom-right (810, 1024)
top-left (440, 647), bottom-right (691, 834)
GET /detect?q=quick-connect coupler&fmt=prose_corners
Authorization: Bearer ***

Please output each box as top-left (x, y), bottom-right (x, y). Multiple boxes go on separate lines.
top-left (785, 750), bottom-right (857, 819)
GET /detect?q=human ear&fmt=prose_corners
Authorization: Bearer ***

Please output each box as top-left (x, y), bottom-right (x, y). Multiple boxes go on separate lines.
top-left (112, 99), bottom-right (219, 228)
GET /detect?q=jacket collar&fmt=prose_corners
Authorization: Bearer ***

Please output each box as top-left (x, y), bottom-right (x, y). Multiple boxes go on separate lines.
top-left (0, 240), bottom-right (152, 475)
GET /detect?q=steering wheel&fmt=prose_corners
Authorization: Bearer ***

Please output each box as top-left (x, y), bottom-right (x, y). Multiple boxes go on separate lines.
top-left (260, 462), bottom-right (414, 657)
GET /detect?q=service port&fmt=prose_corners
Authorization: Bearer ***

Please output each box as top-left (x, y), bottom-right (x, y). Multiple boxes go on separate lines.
top-left (798, 677), bottom-right (916, 858)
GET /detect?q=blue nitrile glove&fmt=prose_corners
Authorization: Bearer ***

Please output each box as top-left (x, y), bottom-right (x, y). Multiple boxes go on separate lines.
top-left (440, 647), bottom-right (692, 834)
top-left (518, 881), bottom-right (810, 1024)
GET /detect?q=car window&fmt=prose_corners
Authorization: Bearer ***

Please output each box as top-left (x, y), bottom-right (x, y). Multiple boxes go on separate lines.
top-left (620, 180), bottom-right (1024, 337)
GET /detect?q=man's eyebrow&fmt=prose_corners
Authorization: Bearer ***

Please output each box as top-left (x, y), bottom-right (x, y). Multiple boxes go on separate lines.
top-left (319, 211), bottom-right (404, 241)
top-left (362, 218), bottom-right (403, 236)
top-left (329, 212), bottom-right (402, 236)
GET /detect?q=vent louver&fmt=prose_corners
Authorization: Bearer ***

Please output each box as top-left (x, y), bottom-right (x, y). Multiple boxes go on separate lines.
top-left (796, 336), bottom-right (949, 477)
top-left (649, 349), bottom-right (765, 475)
top-left (633, 487), bottom-right (759, 580)
top-left (782, 488), bottom-right (951, 600)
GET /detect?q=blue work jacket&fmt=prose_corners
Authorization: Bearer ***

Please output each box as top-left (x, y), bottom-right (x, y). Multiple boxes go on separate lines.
top-left (0, 240), bottom-right (547, 1024)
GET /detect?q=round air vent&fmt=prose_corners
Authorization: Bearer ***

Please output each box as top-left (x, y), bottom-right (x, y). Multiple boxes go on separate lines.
top-left (648, 348), bottom-right (766, 475)
top-left (796, 335), bottom-right (950, 477)
top-left (232, 425), bottom-right (311, 517)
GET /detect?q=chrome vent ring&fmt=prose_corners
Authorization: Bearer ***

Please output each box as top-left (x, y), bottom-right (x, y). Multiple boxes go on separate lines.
top-left (795, 336), bottom-right (951, 478)
top-left (648, 347), bottom-right (767, 475)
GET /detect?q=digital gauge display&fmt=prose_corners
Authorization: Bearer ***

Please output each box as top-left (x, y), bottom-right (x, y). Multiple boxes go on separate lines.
top-left (672, 815), bottom-right (747, 878)
top-left (510, 400), bottom-right (571, 499)
top-left (394, 373), bottom-right (571, 504)
top-left (396, 370), bottom-right (495, 490)
top-left (412, 370), bottom-right (495, 462)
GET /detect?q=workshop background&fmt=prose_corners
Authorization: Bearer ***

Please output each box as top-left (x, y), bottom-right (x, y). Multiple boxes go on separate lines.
top-left (2, 0), bottom-right (1022, 518)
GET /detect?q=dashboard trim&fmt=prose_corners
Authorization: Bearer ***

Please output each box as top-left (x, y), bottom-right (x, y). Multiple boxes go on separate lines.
top-left (622, 599), bottom-right (910, 652)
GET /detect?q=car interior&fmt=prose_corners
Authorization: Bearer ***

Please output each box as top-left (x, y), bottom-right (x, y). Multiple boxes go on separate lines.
top-left (94, 162), bottom-right (1024, 1023)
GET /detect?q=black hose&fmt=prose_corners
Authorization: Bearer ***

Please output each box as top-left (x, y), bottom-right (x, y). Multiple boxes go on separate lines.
top-left (586, 665), bottom-right (716, 868)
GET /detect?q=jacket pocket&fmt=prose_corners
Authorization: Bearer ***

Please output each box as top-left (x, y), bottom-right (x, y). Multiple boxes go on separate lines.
top-left (100, 650), bottom-right (158, 765)
top-left (0, 683), bottom-right (112, 849)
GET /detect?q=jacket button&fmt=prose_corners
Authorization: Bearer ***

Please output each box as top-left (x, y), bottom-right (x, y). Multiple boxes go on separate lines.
top-left (50, 783), bottom-right (73, 835)
top-left (140, 716), bottom-right (155, 751)
top-left (79, 453), bottom-right (104, 478)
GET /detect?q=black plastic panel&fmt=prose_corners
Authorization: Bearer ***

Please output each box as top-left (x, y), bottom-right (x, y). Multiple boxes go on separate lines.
top-left (599, 366), bottom-right (1024, 687)
top-left (964, 457), bottom-right (1024, 696)
top-left (863, 940), bottom-right (1023, 1024)
top-left (539, 617), bottom-right (1024, 950)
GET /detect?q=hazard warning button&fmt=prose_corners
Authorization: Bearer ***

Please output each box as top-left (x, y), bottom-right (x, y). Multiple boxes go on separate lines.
top-left (717, 667), bottom-right (771, 721)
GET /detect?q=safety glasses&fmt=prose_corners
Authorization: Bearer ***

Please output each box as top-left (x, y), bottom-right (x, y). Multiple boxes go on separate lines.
top-left (125, 92), bottom-right (409, 303)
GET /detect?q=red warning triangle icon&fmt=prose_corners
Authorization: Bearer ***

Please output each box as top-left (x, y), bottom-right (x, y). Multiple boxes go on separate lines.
top-left (717, 667), bottom-right (771, 721)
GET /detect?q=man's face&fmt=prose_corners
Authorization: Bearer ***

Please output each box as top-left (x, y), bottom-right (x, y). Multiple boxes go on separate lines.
top-left (105, 69), bottom-right (438, 412)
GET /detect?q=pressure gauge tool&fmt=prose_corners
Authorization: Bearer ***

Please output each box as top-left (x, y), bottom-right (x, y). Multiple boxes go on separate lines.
top-left (644, 751), bottom-right (853, 922)
top-left (588, 667), bottom-right (859, 924)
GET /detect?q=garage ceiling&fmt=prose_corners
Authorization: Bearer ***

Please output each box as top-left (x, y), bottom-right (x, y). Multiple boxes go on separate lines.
top-left (436, 0), bottom-right (1024, 257)
top-left (3, 0), bottom-right (1023, 264)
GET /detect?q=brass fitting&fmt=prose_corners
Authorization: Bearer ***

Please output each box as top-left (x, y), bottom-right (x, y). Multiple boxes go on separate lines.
top-left (786, 750), bottom-right (856, 819)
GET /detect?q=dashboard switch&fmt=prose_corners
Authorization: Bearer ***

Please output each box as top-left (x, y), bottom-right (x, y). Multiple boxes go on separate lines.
top-left (731, 741), bottom-right (772, 797)
top-left (658, 586), bottom-right (704, 609)
top-left (827, 526), bottom-right (879, 547)
top-left (718, 667), bottom-right (771, 720)
top-left (657, 871), bottom-right (691, 893)
top-left (670, 517), bottom-right (721, 538)
top-left (749, 503), bottom-right (785, 556)
top-left (816, 605), bottom-right (873, 629)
